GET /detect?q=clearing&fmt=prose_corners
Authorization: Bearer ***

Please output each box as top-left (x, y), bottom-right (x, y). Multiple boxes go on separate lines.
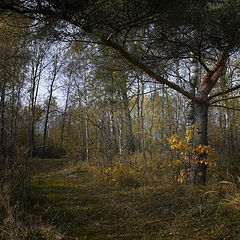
top-left (26, 158), bottom-right (240, 240)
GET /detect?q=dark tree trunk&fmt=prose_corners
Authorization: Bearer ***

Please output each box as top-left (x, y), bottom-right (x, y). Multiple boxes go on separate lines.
top-left (0, 78), bottom-right (6, 145)
top-left (42, 79), bottom-right (54, 158)
top-left (42, 52), bottom-right (60, 158)
top-left (60, 83), bottom-right (70, 157)
top-left (0, 78), bottom-right (6, 170)
top-left (190, 83), bottom-right (209, 184)
top-left (110, 108), bottom-right (119, 155)
top-left (42, 73), bottom-right (56, 158)
top-left (121, 79), bottom-right (135, 154)
top-left (193, 101), bottom-right (209, 184)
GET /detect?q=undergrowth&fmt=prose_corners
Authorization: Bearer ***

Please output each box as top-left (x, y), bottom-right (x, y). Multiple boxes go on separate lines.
top-left (0, 158), bottom-right (64, 240)
top-left (2, 156), bottom-right (240, 239)
top-left (20, 158), bottom-right (240, 239)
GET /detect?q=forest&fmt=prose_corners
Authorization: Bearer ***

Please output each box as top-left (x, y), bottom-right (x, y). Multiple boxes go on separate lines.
top-left (0, 0), bottom-right (240, 239)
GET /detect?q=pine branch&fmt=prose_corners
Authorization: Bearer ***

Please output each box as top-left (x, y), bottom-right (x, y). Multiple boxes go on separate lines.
top-left (103, 39), bottom-right (199, 103)
top-left (210, 95), bottom-right (240, 104)
top-left (207, 84), bottom-right (240, 101)
top-left (210, 104), bottom-right (240, 111)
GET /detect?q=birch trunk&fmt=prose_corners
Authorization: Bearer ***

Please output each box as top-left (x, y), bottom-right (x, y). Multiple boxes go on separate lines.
top-left (186, 57), bottom-right (198, 183)
top-left (186, 58), bottom-right (198, 128)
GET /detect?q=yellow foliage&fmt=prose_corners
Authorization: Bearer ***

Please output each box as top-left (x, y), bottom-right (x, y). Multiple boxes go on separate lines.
top-left (168, 124), bottom-right (218, 184)
top-left (103, 163), bottom-right (139, 188)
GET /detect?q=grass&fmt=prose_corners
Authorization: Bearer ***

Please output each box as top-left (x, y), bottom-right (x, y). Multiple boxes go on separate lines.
top-left (24, 158), bottom-right (240, 240)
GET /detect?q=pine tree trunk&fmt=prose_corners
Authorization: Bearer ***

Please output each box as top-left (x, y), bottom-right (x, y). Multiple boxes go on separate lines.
top-left (193, 86), bottom-right (209, 185)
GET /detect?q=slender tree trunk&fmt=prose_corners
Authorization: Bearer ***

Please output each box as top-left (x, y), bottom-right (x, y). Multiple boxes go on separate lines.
top-left (29, 44), bottom-right (46, 157)
top-left (140, 80), bottom-right (146, 161)
top-left (42, 97), bottom-right (52, 158)
top-left (9, 84), bottom-right (16, 163)
top-left (110, 108), bottom-right (118, 155)
top-left (85, 108), bottom-right (89, 164)
top-left (121, 79), bottom-right (135, 154)
top-left (136, 77), bottom-right (141, 153)
top-left (83, 80), bottom-right (90, 164)
top-left (186, 57), bottom-right (198, 183)
top-left (0, 77), bottom-right (6, 170)
top-left (42, 74), bottom-right (56, 158)
top-left (149, 83), bottom-right (156, 166)
top-left (30, 76), bottom-right (40, 158)
top-left (186, 58), bottom-right (198, 129)
top-left (0, 78), bottom-right (6, 145)
top-left (232, 108), bottom-right (238, 154)
top-left (60, 83), bottom-right (70, 156)
top-left (42, 52), bottom-right (60, 158)
top-left (14, 83), bottom-right (22, 148)
top-left (117, 114), bottom-right (123, 156)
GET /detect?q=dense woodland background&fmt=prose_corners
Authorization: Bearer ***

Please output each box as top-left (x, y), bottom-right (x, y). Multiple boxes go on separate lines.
top-left (1, 0), bottom-right (240, 239)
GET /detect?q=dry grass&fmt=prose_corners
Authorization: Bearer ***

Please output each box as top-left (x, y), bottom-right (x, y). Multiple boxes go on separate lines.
top-left (220, 176), bottom-right (240, 211)
top-left (0, 159), bottom-right (64, 240)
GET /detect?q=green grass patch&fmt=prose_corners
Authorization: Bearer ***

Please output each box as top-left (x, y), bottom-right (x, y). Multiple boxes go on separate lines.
top-left (24, 158), bottom-right (240, 240)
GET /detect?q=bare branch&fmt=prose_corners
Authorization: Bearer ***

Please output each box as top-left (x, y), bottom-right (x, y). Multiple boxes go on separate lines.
top-left (207, 84), bottom-right (240, 101)
top-left (201, 44), bottom-right (230, 93)
top-left (197, 56), bottom-right (210, 72)
top-left (210, 104), bottom-right (240, 111)
top-left (210, 95), bottom-right (240, 104)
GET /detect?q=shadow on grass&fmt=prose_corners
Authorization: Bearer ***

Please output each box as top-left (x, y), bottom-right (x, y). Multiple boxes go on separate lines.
top-left (25, 158), bottom-right (240, 240)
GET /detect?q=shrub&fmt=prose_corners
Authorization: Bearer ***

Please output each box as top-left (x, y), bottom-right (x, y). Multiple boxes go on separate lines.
top-left (103, 163), bottom-right (140, 189)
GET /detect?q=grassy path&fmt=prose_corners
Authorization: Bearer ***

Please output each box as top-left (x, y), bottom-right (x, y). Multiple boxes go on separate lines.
top-left (26, 158), bottom-right (240, 240)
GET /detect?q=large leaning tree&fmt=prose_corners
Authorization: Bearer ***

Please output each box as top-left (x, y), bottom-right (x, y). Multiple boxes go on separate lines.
top-left (1, 0), bottom-right (240, 184)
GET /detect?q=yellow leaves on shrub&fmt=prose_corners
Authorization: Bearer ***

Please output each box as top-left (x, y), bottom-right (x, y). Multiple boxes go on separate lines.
top-left (103, 163), bottom-right (138, 188)
top-left (104, 164), bottom-right (134, 176)
top-left (168, 127), bottom-right (217, 167)
top-left (168, 125), bottom-right (218, 183)
top-left (177, 169), bottom-right (191, 184)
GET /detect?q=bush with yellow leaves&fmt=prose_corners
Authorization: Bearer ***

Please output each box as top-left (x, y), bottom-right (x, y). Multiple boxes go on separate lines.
top-left (103, 163), bottom-right (140, 188)
top-left (168, 125), bottom-right (218, 184)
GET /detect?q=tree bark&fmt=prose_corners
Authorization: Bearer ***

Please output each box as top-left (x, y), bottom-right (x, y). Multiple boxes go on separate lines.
top-left (193, 100), bottom-right (209, 184)
top-left (60, 81), bottom-right (71, 156)
top-left (42, 54), bottom-right (59, 158)
top-left (0, 76), bottom-right (7, 171)
top-left (186, 58), bottom-right (198, 128)
top-left (186, 57), bottom-right (198, 183)
top-left (42, 81), bottom-right (54, 158)
top-left (121, 78), bottom-right (135, 154)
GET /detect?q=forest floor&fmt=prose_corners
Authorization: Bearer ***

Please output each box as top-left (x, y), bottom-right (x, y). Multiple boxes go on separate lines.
top-left (25, 158), bottom-right (240, 240)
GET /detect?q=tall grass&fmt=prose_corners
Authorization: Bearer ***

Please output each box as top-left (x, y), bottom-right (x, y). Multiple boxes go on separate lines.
top-left (220, 176), bottom-right (240, 211)
top-left (0, 156), bottom-right (63, 240)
